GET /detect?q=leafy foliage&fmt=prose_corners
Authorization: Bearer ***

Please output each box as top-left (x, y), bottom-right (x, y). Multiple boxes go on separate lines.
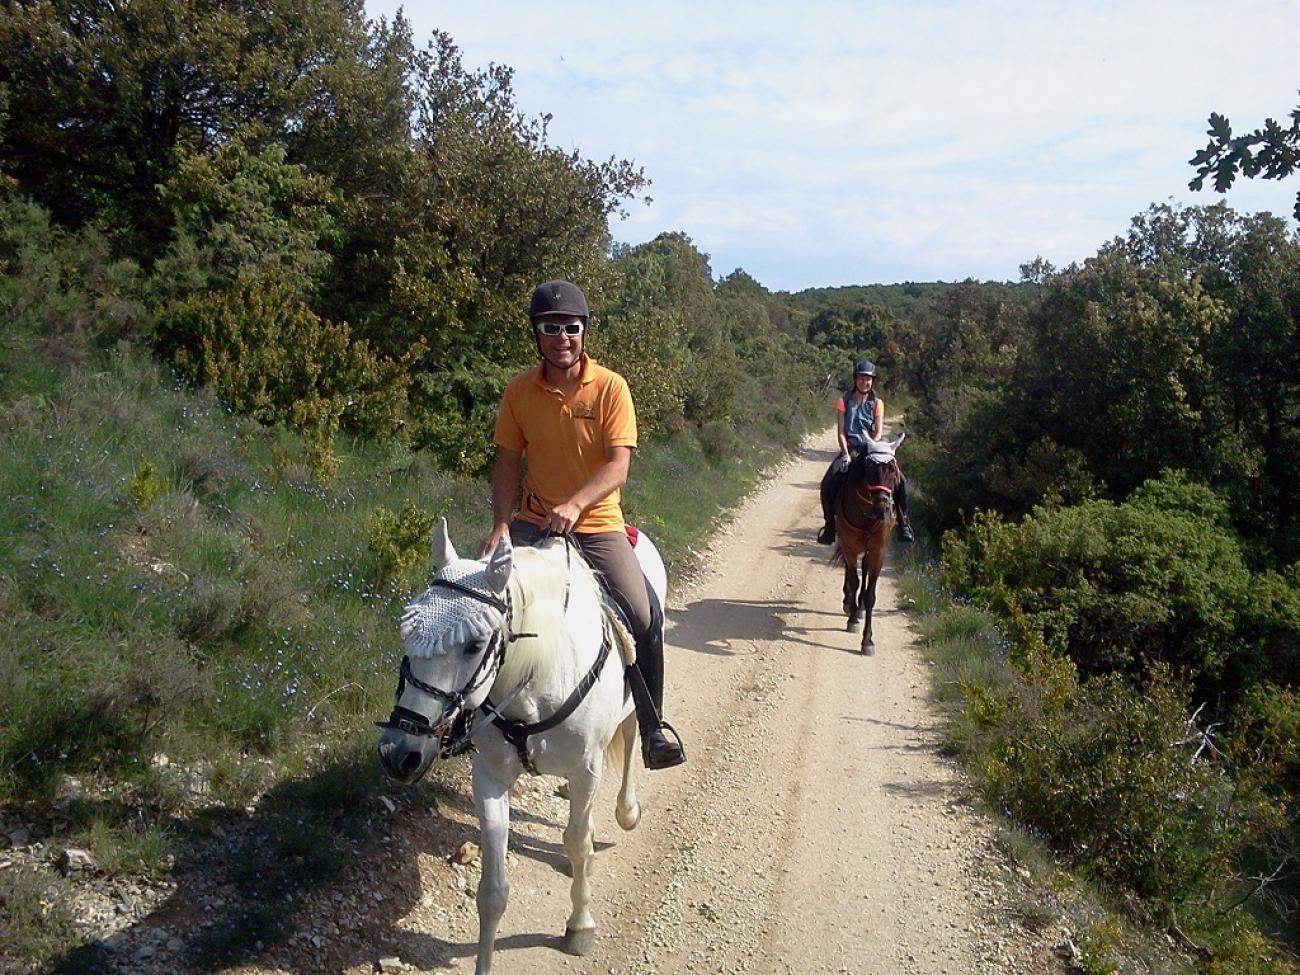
top-left (366, 501), bottom-right (443, 589)
top-left (941, 473), bottom-right (1251, 685)
top-left (1190, 101), bottom-right (1300, 220)
top-left (993, 671), bottom-right (1243, 917)
top-left (161, 276), bottom-right (419, 480)
top-left (0, 0), bottom-right (377, 251)
top-left (156, 134), bottom-right (339, 296)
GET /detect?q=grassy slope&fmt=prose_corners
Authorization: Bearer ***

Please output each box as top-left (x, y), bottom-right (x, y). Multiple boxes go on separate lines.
top-left (0, 338), bottom-right (819, 970)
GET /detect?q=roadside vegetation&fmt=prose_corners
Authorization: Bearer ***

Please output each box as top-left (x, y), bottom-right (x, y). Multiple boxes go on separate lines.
top-left (3, 3), bottom-right (1298, 974)
top-left (894, 204), bottom-right (1300, 973)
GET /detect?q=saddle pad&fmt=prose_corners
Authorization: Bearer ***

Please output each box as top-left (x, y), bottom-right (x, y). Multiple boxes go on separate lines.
top-left (604, 605), bottom-right (637, 666)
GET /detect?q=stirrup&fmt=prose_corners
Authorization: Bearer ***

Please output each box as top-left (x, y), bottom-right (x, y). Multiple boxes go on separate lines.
top-left (641, 721), bottom-right (686, 770)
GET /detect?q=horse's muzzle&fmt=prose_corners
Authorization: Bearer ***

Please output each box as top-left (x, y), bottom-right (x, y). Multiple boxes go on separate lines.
top-left (376, 724), bottom-right (440, 785)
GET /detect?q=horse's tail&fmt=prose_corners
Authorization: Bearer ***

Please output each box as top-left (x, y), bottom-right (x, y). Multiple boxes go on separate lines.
top-left (830, 543), bottom-right (846, 567)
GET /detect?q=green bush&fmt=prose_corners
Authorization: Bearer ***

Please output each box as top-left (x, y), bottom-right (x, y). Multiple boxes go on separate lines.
top-left (993, 671), bottom-right (1242, 918)
top-left (160, 275), bottom-right (417, 480)
top-left (1234, 563), bottom-right (1300, 691)
top-left (366, 501), bottom-right (443, 589)
top-left (157, 135), bottom-right (338, 295)
top-left (129, 458), bottom-right (166, 510)
top-left (0, 195), bottom-right (151, 348)
top-left (941, 472), bottom-right (1249, 683)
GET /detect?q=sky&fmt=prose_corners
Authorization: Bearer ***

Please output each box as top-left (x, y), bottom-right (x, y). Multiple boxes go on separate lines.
top-left (363, 1), bottom-right (1298, 292)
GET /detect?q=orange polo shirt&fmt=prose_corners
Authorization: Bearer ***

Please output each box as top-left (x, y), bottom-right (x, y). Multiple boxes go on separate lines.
top-left (493, 355), bottom-right (637, 534)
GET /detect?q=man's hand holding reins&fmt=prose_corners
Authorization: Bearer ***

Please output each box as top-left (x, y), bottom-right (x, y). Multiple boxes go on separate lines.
top-left (543, 499), bottom-right (585, 535)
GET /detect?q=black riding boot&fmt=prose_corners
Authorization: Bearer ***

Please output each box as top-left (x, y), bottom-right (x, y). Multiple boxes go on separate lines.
top-left (628, 587), bottom-right (685, 770)
top-left (817, 459), bottom-right (847, 544)
top-left (895, 476), bottom-right (916, 543)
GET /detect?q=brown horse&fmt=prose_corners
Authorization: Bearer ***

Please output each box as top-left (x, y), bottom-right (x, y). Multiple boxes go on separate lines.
top-left (831, 434), bottom-right (904, 654)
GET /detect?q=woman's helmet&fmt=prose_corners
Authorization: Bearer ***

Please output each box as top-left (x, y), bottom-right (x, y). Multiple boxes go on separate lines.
top-left (854, 359), bottom-right (876, 377)
top-left (530, 280), bottom-right (589, 323)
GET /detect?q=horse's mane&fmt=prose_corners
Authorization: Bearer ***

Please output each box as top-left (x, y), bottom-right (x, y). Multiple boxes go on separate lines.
top-left (496, 540), bottom-right (602, 693)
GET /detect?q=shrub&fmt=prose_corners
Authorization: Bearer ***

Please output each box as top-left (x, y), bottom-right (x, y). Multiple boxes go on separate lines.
top-left (697, 418), bottom-right (740, 459)
top-left (160, 275), bottom-right (417, 480)
top-left (994, 671), bottom-right (1243, 918)
top-left (0, 867), bottom-right (79, 971)
top-left (366, 502), bottom-right (444, 590)
top-left (156, 136), bottom-right (338, 295)
top-left (0, 195), bottom-right (151, 346)
top-left (941, 474), bottom-right (1249, 683)
top-left (1233, 563), bottom-right (1300, 691)
top-left (129, 458), bottom-right (166, 510)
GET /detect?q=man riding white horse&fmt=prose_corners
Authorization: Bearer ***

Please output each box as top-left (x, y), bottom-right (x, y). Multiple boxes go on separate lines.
top-left (817, 359), bottom-right (915, 545)
top-left (480, 279), bottom-right (686, 770)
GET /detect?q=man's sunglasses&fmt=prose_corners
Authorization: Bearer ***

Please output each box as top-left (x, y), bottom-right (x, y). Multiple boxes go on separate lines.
top-left (535, 320), bottom-right (585, 336)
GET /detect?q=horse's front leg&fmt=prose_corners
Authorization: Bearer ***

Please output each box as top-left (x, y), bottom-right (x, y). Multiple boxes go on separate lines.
top-left (614, 710), bottom-right (641, 831)
top-left (860, 564), bottom-right (881, 655)
top-left (562, 764), bottom-right (601, 956)
top-left (472, 760), bottom-right (514, 975)
top-left (843, 556), bottom-right (861, 632)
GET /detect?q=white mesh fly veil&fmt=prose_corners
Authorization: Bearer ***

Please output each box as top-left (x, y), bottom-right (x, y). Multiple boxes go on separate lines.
top-left (399, 560), bottom-right (506, 659)
top-left (865, 441), bottom-right (896, 463)
top-left (866, 433), bottom-right (904, 464)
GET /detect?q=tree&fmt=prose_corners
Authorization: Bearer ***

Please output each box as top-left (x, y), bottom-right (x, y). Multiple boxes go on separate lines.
top-left (0, 0), bottom-right (381, 254)
top-left (1190, 98), bottom-right (1300, 221)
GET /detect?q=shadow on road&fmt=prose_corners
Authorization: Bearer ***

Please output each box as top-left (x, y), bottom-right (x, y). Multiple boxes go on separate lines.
top-left (668, 597), bottom-right (840, 656)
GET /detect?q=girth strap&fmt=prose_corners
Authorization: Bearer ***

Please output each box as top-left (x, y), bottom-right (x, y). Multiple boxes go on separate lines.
top-left (487, 617), bottom-right (614, 776)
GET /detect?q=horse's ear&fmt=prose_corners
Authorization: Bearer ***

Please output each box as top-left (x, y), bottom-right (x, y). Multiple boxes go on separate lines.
top-left (892, 432), bottom-right (906, 451)
top-left (431, 517), bottom-right (458, 570)
top-left (484, 535), bottom-right (513, 593)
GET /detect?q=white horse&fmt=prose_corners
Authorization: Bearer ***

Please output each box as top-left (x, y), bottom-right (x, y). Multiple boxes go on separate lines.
top-left (376, 519), bottom-right (660, 975)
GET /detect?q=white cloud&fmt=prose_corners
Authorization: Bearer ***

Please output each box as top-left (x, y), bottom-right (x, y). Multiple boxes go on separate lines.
top-left (366, 0), bottom-right (1300, 289)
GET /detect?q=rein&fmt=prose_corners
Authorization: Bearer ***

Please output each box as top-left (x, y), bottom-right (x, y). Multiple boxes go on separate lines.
top-left (487, 615), bottom-right (615, 776)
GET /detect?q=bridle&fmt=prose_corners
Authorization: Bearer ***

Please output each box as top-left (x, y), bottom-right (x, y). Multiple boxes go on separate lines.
top-left (376, 577), bottom-right (535, 760)
top-left (378, 536), bottom-right (613, 774)
top-left (839, 453), bottom-right (898, 533)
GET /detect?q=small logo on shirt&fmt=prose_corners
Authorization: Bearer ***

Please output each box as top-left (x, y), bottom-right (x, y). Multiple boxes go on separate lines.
top-left (571, 403), bottom-right (597, 420)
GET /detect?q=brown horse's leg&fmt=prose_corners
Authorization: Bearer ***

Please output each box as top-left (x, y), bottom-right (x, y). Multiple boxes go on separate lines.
top-left (861, 566), bottom-right (879, 654)
top-left (843, 552), bottom-right (860, 632)
top-left (860, 527), bottom-right (891, 654)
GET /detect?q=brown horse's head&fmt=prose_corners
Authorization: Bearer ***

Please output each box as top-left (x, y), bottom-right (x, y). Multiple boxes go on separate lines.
top-left (840, 435), bottom-right (905, 530)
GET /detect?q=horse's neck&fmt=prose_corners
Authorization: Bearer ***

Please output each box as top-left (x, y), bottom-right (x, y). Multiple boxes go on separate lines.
top-left (497, 549), bottom-right (598, 696)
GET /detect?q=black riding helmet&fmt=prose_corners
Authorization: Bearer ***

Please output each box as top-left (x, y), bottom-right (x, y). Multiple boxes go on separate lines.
top-left (530, 280), bottom-right (589, 323)
top-left (854, 359), bottom-right (876, 377)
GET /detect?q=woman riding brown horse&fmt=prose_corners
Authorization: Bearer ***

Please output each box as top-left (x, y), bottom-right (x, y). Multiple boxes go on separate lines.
top-left (832, 435), bottom-right (905, 654)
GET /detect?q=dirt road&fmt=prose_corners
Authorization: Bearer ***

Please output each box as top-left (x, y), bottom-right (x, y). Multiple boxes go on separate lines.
top-left (318, 429), bottom-right (1059, 975)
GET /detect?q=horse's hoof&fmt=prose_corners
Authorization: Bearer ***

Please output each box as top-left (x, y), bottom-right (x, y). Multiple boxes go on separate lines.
top-left (847, 620), bottom-right (860, 633)
top-left (616, 801), bottom-right (641, 831)
top-left (564, 927), bottom-right (596, 956)
top-left (861, 642), bottom-right (875, 656)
